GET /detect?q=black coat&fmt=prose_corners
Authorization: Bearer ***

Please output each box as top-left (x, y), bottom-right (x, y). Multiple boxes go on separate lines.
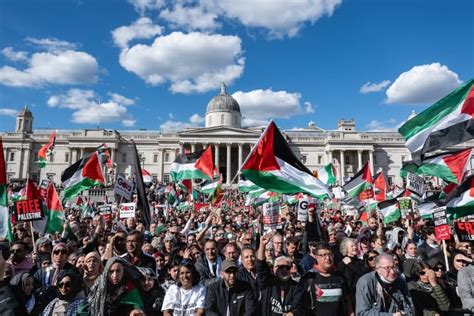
top-left (205, 278), bottom-right (256, 316)
top-left (121, 252), bottom-right (156, 271)
top-left (194, 254), bottom-right (223, 287)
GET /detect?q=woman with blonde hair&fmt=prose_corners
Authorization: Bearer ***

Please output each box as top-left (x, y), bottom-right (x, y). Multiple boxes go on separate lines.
top-left (82, 252), bottom-right (103, 295)
top-left (338, 237), bottom-right (365, 309)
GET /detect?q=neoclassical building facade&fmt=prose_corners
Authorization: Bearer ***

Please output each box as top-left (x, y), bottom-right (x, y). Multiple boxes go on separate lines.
top-left (2, 84), bottom-right (415, 187)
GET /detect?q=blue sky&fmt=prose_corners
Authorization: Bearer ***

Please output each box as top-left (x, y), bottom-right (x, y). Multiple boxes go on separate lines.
top-left (0, 0), bottom-right (472, 132)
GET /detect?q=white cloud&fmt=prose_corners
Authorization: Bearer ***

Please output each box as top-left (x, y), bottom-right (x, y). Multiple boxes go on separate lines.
top-left (159, 4), bottom-right (220, 32)
top-left (111, 17), bottom-right (163, 49)
top-left (119, 31), bottom-right (244, 93)
top-left (386, 63), bottom-right (462, 104)
top-left (365, 118), bottom-right (399, 132)
top-left (232, 89), bottom-right (305, 127)
top-left (0, 108), bottom-right (18, 117)
top-left (128, 0), bottom-right (165, 15)
top-left (160, 113), bottom-right (204, 132)
top-left (204, 0), bottom-right (342, 38)
top-left (304, 101), bottom-right (315, 113)
top-left (25, 37), bottom-right (78, 52)
top-left (47, 89), bottom-right (135, 125)
top-left (360, 80), bottom-right (391, 94)
top-left (1, 47), bottom-right (28, 62)
top-left (0, 50), bottom-right (99, 87)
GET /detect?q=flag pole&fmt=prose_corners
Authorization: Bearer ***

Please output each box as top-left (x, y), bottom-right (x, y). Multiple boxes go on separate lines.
top-left (230, 120), bottom-right (273, 184)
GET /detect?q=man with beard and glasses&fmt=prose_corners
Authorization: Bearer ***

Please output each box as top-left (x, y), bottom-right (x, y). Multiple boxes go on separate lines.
top-left (355, 253), bottom-right (415, 315)
top-left (257, 233), bottom-right (303, 316)
top-left (205, 259), bottom-right (255, 315)
top-left (301, 242), bottom-right (353, 316)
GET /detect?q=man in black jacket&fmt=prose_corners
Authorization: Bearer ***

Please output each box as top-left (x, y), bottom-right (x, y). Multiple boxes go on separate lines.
top-left (195, 239), bottom-right (223, 286)
top-left (121, 230), bottom-right (156, 271)
top-left (205, 259), bottom-right (256, 315)
top-left (257, 233), bottom-right (303, 316)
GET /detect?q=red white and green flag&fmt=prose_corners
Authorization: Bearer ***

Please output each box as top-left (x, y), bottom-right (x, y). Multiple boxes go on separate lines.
top-left (61, 152), bottom-right (105, 200)
top-left (38, 130), bottom-right (56, 169)
top-left (343, 162), bottom-right (373, 198)
top-left (378, 198), bottom-right (401, 224)
top-left (398, 79), bottom-right (474, 162)
top-left (170, 146), bottom-right (214, 181)
top-left (373, 172), bottom-right (387, 201)
top-left (315, 163), bottom-right (337, 185)
top-left (33, 181), bottom-right (65, 234)
top-left (238, 179), bottom-right (260, 192)
top-left (401, 148), bottom-right (472, 184)
top-left (0, 138), bottom-right (13, 241)
top-left (141, 168), bottom-right (153, 184)
top-left (444, 175), bottom-right (474, 220)
top-left (96, 143), bottom-right (113, 168)
top-left (241, 121), bottom-right (331, 199)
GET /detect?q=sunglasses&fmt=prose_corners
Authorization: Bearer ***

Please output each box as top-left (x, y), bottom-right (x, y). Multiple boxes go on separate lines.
top-left (276, 265), bottom-right (291, 271)
top-left (433, 266), bottom-right (445, 272)
top-left (368, 256), bottom-right (377, 262)
top-left (54, 249), bottom-right (68, 255)
top-left (456, 259), bottom-right (468, 264)
top-left (58, 282), bottom-right (71, 289)
top-left (419, 271), bottom-right (427, 276)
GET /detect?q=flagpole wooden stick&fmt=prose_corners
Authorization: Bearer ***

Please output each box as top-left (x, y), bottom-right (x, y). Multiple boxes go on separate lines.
top-left (231, 120), bottom-right (274, 184)
top-left (30, 221), bottom-right (37, 253)
top-left (442, 239), bottom-right (450, 272)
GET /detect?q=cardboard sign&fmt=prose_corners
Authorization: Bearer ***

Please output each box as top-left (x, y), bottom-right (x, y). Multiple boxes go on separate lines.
top-left (455, 222), bottom-right (474, 241)
top-left (14, 199), bottom-right (44, 221)
top-left (433, 207), bottom-right (450, 240)
top-left (398, 197), bottom-right (413, 219)
top-left (262, 202), bottom-right (281, 230)
top-left (111, 220), bottom-right (127, 233)
top-left (114, 175), bottom-right (134, 201)
top-left (297, 196), bottom-right (310, 222)
top-left (406, 173), bottom-right (425, 197)
top-left (119, 203), bottom-right (136, 219)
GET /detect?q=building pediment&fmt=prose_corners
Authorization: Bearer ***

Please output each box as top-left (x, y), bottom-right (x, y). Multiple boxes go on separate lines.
top-left (178, 126), bottom-right (261, 137)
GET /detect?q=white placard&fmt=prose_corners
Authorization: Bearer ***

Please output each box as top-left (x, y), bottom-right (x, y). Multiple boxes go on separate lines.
top-left (119, 202), bottom-right (136, 218)
top-left (297, 196), bottom-right (310, 222)
top-left (406, 173), bottom-right (425, 197)
top-left (114, 175), bottom-right (134, 201)
top-left (262, 202), bottom-right (281, 230)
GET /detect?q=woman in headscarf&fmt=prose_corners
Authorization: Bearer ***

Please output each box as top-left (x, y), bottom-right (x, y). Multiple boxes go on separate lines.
top-left (42, 270), bottom-right (85, 316)
top-left (10, 272), bottom-right (42, 315)
top-left (83, 252), bottom-right (103, 295)
top-left (137, 267), bottom-right (165, 316)
top-left (85, 256), bottom-right (145, 316)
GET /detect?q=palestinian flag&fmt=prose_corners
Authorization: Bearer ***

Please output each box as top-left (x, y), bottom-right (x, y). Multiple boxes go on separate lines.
top-left (238, 179), bottom-right (260, 192)
top-left (142, 168), bottom-right (153, 184)
top-left (201, 177), bottom-right (221, 195)
top-left (170, 146), bottom-right (214, 181)
top-left (343, 162), bottom-right (373, 198)
top-left (401, 148), bottom-right (472, 184)
top-left (254, 190), bottom-right (279, 206)
top-left (32, 181), bottom-right (65, 234)
top-left (61, 152), bottom-right (105, 200)
top-left (315, 163), bottom-right (337, 185)
top-left (0, 138), bottom-right (13, 241)
top-left (417, 201), bottom-right (437, 219)
top-left (38, 130), bottom-right (57, 168)
top-left (97, 143), bottom-right (112, 168)
top-left (373, 172), bottom-right (387, 201)
top-left (378, 198), bottom-right (401, 224)
top-left (241, 121), bottom-right (330, 198)
top-left (164, 184), bottom-right (177, 204)
top-left (81, 199), bottom-right (95, 219)
top-left (444, 175), bottom-right (474, 220)
top-left (399, 79), bottom-right (474, 162)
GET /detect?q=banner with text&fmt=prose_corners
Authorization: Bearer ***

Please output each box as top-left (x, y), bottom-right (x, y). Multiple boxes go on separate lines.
top-left (14, 199), bottom-right (44, 222)
top-left (114, 175), bottom-right (134, 201)
top-left (119, 203), bottom-right (136, 219)
top-left (455, 222), bottom-right (474, 241)
top-left (262, 202), bottom-right (281, 230)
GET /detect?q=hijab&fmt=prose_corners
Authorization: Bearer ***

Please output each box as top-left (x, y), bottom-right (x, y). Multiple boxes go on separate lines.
top-left (56, 269), bottom-right (84, 301)
top-left (83, 252), bottom-right (103, 289)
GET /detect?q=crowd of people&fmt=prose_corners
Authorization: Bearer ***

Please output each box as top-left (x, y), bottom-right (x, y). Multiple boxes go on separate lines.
top-left (0, 183), bottom-right (474, 316)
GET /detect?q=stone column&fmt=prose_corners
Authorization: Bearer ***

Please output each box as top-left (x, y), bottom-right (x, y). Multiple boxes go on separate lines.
top-left (18, 149), bottom-right (25, 179)
top-left (226, 143), bottom-right (231, 184)
top-left (327, 150), bottom-right (333, 165)
top-left (215, 144), bottom-right (220, 168)
top-left (369, 150), bottom-right (374, 175)
top-left (69, 148), bottom-right (73, 165)
top-left (80, 148), bottom-right (85, 159)
top-left (238, 143), bottom-right (243, 180)
top-left (339, 150), bottom-right (345, 184)
top-left (158, 148), bottom-right (163, 182)
top-left (24, 147), bottom-right (31, 178)
top-left (179, 143), bottom-right (184, 154)
top-left (357, 150), bottom-right (362, 171)
top-left (191, 143), bottom-right (196, 152)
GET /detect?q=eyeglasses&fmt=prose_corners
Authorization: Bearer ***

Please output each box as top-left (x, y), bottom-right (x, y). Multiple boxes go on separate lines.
top-left (58, 282), bottom-right (71, 289)
top-left (368, 256), bottom-right (377, 262)
top-left (433, 266), bottom-right (445, 272)
top-left (377, 266), bottom-right (395, 272)
top-left (276, 265), bottom-right (291, 271)
top-left (419, 271), bottom-right (426, 276)
top-left (54, 249), bottom-right (67, 255)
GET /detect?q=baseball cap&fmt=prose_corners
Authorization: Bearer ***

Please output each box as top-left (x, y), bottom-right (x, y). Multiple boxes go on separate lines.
top-left (221, 259), bottom-right (238, 272)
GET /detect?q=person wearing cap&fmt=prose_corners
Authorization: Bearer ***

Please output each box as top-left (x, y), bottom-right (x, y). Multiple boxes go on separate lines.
top-left (205, 259), bottom-right (255, 315)
top-left (137, 267), bottom-right (165, 316)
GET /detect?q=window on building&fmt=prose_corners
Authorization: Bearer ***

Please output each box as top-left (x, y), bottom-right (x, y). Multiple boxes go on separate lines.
top-left (122, 153), bottom-right (127, 163)
top-left (165, 152), bottom-right (170, 162)
top-left (9, 152), bottom-right (14, 161)
top-left (46, 173), bottom-right (55, 180)
top-left (65, 152), bottom-right (69, 162)
top-left (318, 155), bottom-right (322, 164)
top-left (345, 156), bottom-right (350, 165)
top-left (50, 154), bottom-right (54, 162)
top-left (401, 155), bottom-right (406, 162)
top-left (301, 155), bottom-right (307, 164)
top-left (221, 114), bottom-right (224, 125)
top-left (163, 174), bottom-right (170, 183)
top-left (31, 174), bottom-right (38, 182)
top-left (18, 119), bottom-right (23, 129)
top-left (153, 154), bottom-right (158, 163)
top-left (373, 155), bottom-right (377, 165)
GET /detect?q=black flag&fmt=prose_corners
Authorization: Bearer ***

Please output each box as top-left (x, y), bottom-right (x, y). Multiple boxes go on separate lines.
top-left (132, 141), bottom-right (151, 229)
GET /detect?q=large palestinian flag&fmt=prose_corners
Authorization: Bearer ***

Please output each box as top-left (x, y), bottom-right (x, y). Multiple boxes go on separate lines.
top-left (241, 121), bottom-right (330, 198)
top-left (61, 152), bottom-right (105, 200)
top-left (401, 148), bottom-right (472, 184)
top-left (399, 79), bottom-right (474, 162)
top-left (170, 146), bottom-right (214, 181)
top-left (343, 162), bottom-right (373, 198)
top-left (38, 130), bottom-right (56, 168)
top-left (444, 175), bottom-right (474, 220)
top-left (238, 179), bottom-right (260, 192)
top-left (0, 138), bottom-right (13, 241)
top-left (315, 163), bottom-right (337, 185)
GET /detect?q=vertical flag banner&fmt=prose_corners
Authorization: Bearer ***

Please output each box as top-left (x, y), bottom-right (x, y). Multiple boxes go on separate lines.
top-left (0, 138), bottom-right (13, 241)
top-left (38, 130), bottom-right (56, 169)
top-left (132, 141), bottom-right (151, 229)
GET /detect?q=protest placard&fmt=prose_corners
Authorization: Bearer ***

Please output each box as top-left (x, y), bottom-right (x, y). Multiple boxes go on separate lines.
top-left (14, 199), bottom-right (44, 222)
top-left (455, 221), bottom-right (474, 241)
top-left (114, 175), bottom-right (134, 201)
top-left (119, 203), bottom-right (136, 219)
top-left (406, 173), bottom-right (425, 198)
top-left (433, 207), bottom-right (450, 240)
top-left (297, 196), bottom-right (310, 222)
top-left (262, 202), bottom-right (281, 230)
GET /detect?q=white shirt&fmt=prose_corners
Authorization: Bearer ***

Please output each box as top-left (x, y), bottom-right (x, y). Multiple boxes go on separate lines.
top-left (161, 283), bottom-right (207, 315)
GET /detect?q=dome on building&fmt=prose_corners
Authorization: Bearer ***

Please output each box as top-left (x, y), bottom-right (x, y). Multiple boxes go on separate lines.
top-left (18, 105), bottom-right (33, 117)
top-left (206, 83), bottom-right (241, 113)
